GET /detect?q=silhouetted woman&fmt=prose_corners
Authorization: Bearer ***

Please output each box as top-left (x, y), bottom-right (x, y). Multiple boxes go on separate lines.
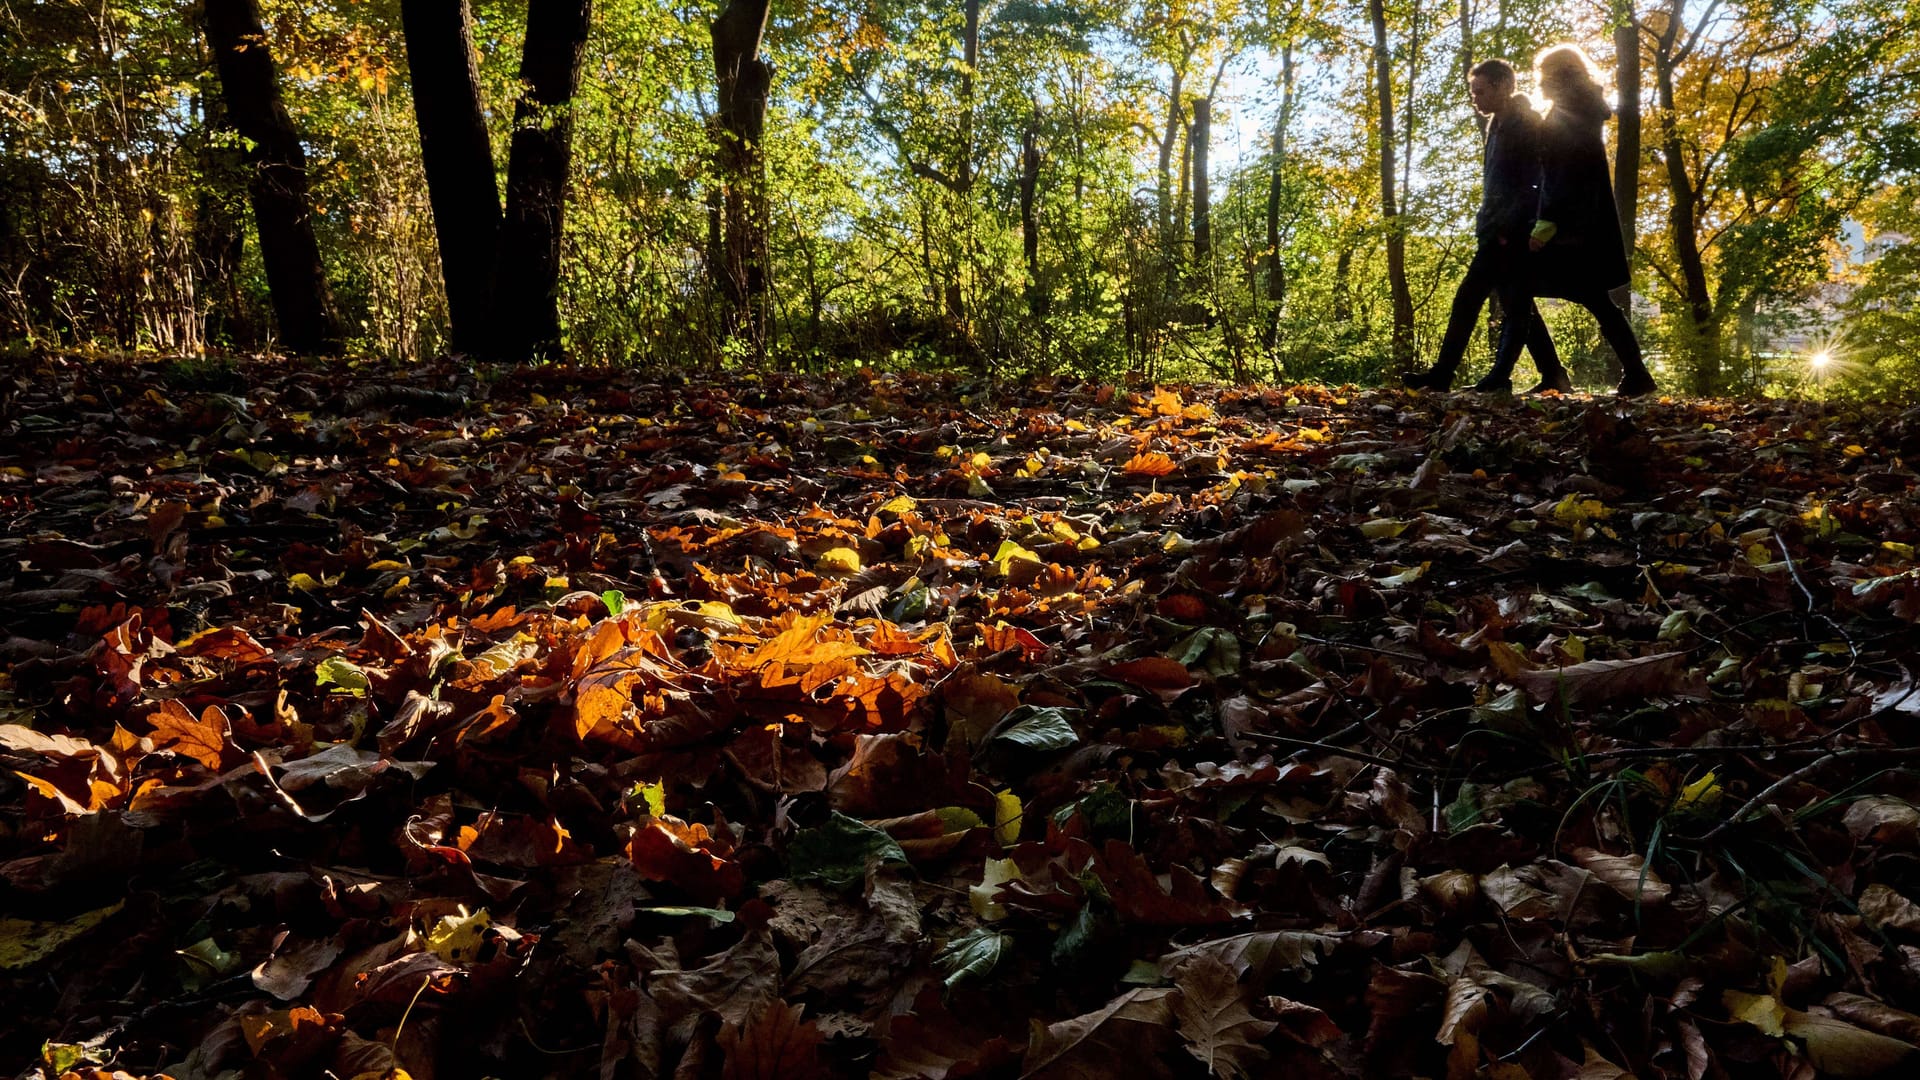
top-left (1523, 44), bottom-right (1658, 397)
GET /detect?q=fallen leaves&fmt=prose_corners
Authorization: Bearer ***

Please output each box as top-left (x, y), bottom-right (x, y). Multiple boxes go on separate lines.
top-left (5, 364), bottom-right (1920, 1078)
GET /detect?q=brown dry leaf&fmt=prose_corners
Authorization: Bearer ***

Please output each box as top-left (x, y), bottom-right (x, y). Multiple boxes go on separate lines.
top-left (252, 937), bottom-right (344, 1000)
top-left (1784, 1010), bottom-right (1919, 1077)
top-left (0, 725), bottom-right (97, 758)
top-left (1022, 986), bottom-right (1178, 1079)
top-left (1169, 953), bottom-right (1276, 1079)
top-left (1822, 993), bottom-right (1920, 1042)
top-left (1844, 797), bottom-right (1920, 848)
top-left (1097, 839), bottom-right (1231, 925)
top-left (872, 1001), bottom-right (1019, 1079)
top-left (717, 998), bottom-right (829, 1080)
top-left (626, 816), bottom-right (745, 903)
top-left (1514, 652), bottom-right (1697, 706)
top-left (1569, 847), bottom-right (1671, 905)
top-left (1859, 884), bottom-right (1920, 934)
top-left (148, 699), bottom-right (230, 770)
top-left (1159, 931), bottom-right (1338, 983)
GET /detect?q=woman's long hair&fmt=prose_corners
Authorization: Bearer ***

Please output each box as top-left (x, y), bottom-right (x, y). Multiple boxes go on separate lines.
top-left (1534, 44), bottom-right (1610, 119)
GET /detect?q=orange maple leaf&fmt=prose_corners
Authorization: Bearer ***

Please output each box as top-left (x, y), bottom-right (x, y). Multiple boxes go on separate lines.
top-left (1122, 451), bottom-right (1178, 477)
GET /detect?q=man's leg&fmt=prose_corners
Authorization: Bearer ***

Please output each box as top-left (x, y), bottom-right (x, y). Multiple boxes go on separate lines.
top-left (1477, 273), bottom-right (1539, 391)
top-left (1408, 243), bottom-right (1497, 388)
top-left (1520, 301), bottom-right (1572, 392)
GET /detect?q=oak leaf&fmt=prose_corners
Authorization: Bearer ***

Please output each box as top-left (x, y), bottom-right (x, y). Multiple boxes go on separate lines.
top-left (148, 699), bottom-right (231, 770)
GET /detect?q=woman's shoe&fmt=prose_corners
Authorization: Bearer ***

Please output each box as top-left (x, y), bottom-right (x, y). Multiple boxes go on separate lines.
top-left (1527, 371), bottom-right (1574, 395)
top-left (1472, 375), bottom-right (1514, 393)
top-left (1615, 373), bottom-right (1658, 398)
top-left (1404, 367), bottom-right (1454, 390)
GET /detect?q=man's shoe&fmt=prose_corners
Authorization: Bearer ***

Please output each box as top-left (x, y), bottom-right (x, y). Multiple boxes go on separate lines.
top-left (1404, 367), bottom-right (1454, 391)
top-left (1527, 370), bottom-right (1574, 395)
top-left (1616, 373), bottom-right (1658, 398)
top-left (1472, 375), bottom-right (1513, 393)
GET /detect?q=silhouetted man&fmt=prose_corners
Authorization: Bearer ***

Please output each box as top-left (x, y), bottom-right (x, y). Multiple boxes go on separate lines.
top-left (1405, 59), bottom-right (1570, 394)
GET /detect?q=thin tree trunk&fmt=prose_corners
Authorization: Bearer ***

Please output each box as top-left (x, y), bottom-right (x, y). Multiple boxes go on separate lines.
top-left (1191, 96), bottom-right (1211, 265)
top-left (944, 0), bottom-right (980, 323)
top-left (1156, 66), bottom-right (1184, 241)
top-left (203, 0), bottom-right (342, 355)
top-left (958, 0), bottom-right (979, 192)
top-left (1369, 0), bottom-right (1415, 367)
top-left (497, 0), bottom-right (593, 362)
top-left (1612, 7), bottom-right (1641, 290)
top-left (710, 0), bottom-right (773, 360)
top-left (1262, 42), bottom-right (1296, 355)
top-left (1019, 126), bottom-right (1044, 317)
top-left (400, 0), bottom-right (501, 357)
top-left (1653, 13), bottom-right (1716, 390)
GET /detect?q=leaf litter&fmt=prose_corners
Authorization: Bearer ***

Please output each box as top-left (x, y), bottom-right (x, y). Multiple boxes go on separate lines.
top-left (4, 359), bottom-right (1920, 1077)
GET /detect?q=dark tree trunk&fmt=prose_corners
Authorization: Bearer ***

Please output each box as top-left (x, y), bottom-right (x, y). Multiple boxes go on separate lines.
top-left (203, 0), bottom-right (342, 355)
top-left (496, 0), bottom-right (593, 362)
top-left (1191, 96), bottom-right (1211, 265)
top-left (400, 0), bottom-right (502, 357)
top-left (710, 0), bottom-right (773, 360)
top-left (1018, 126), bottom-right (1044, 317)
top-left (1262, 43), bottom-right (1295, 355)
top-left (1369, 0), bottom-right (1415, 367)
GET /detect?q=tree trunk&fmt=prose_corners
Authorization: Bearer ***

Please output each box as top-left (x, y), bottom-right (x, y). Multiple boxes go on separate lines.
top-left (1653, 14), bottom-right (1716, 391)
top-left (202, 0), bottom-right (342, 355)
top-left (400, 0), bottom-right (501, 357)
top-left (1369, 0), bottom-right (1415, 367)
top-left (1262, 42), bottom-right (1296, 355)
top-left (958, 0), bottom-right (979, 193)
top-left (1612, 8), bottom-right (1641, 290)
top-left (496, 0), bottom-right (593, 362)
top-left (710, 0), bottom-right (773, 360)
top-left (1156, 66), bottom-right (1184, 242)
top-left (1019, 126), bottom-right (1044, 317)
top-left (1191, 96), bottom-right (1211, 265)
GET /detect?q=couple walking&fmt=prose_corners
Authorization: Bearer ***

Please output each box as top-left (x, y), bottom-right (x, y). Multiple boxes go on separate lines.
top-left (1406, 46), bottom-right (1658, 397)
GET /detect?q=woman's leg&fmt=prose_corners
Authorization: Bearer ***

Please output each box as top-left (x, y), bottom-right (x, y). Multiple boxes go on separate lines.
top-left (1574, 290), bottom-right (1656, 391)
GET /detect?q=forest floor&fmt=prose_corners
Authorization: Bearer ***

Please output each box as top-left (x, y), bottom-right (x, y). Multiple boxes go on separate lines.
top-left (5, 359), bottom-right (1920, 1080)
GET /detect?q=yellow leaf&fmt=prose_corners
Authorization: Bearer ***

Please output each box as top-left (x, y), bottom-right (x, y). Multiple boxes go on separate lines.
top-left (288, 572), bottom-right (323, 592)
top-left (993, 789), bottom-right (1022, 847)
top-left (971, 857), bottom-right (1020, 921)
top-left (1675, 770), bottom-right (1723, 813)
top-left (0, 902), bottom-right (123, 969)
top-left (879, 495), bottom-right (918, 516)
top-left (1724, 988), bottom-right (1788, 1038)
top-left (1360, 518), bottom-right (1412, 539)
top-left (991, 541), bottom-right (1041, 576)
top-left (816, 547), bottom-right (862, 574)
top-left (426, 905), bottom-right (490, 963)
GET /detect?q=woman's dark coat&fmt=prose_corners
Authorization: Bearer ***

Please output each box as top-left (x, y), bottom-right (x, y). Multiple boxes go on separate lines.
top-left (1532, 88), bottom-right (1631, 296)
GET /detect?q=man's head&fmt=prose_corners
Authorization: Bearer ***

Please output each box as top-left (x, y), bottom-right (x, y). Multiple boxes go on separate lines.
top-left (1468, 59), bottom-right (1517, 115)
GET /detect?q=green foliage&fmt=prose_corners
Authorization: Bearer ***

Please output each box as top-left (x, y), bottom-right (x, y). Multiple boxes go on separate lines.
top-left (0, 0), bottom-right (1913, 393)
